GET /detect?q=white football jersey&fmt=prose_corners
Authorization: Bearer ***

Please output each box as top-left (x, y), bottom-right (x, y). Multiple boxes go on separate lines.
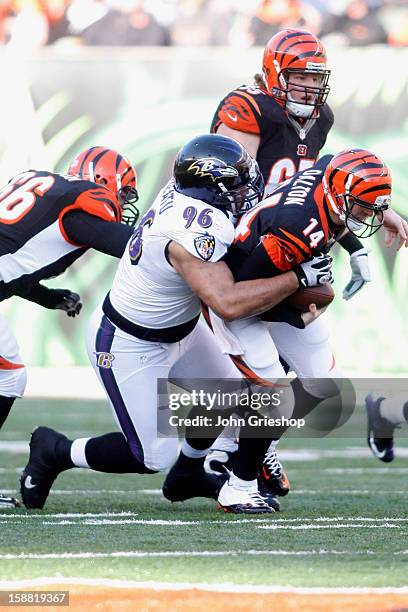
top-left (109, 180), bottom-right (235, 329)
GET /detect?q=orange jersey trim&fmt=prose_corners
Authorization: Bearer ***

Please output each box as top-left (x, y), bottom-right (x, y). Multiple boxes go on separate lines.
top-left (262, 233), bottom-right (305, 271)
top-left (313, 183), bottom-right (329, 241)
top-left (59, 187), bottom-right (121, 246)
top-left (279, 228), bottom-right (312, 258)
top-left (0, 357), bottom-right (24, 370)
top-left (218, 94), bottom-right (260, 135)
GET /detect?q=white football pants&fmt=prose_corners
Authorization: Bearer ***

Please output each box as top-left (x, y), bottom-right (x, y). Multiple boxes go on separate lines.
top-left (86, 308), bottom-right (239, 472)
top-left (0, 314), bottom-right (27, 398)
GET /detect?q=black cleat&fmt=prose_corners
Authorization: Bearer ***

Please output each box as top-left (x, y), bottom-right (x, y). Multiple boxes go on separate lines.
top-left (163, 465), bottom-right (228, 502)
top-left (258, 479), bottom-right (281, 511)
top-left (0, 494), bottom-right (21, 509)
top-left (20, 426), bottom-right (68, 509)
top-left (366, 394), bottom-right (396, 463)
top-left (258, 448), bottom-right (290, 497)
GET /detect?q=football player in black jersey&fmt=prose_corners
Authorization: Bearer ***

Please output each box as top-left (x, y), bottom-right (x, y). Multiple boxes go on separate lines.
top-left (165, 147), bottom-right (396, 513)
top-left (209, 28), bottom-right (386, 496)
top-left (0, 146), bottom-right (138, 508)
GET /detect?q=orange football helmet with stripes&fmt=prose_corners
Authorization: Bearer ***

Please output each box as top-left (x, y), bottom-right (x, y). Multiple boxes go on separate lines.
top-left (68, 146), bottom-right (139, 226)
top-left (262, 28), bottom-right (330, 118)
top-left (323, 149), bottom-right (391, 238)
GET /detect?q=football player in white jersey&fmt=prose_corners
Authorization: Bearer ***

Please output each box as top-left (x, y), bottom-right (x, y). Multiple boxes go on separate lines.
top-left (20, 134), bottom-right (333, 512)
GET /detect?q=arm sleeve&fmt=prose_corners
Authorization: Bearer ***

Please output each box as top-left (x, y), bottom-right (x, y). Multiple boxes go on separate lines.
top-left (337, 231), bottom-right (364, 255)
top-left (16, 283), bottom-right (62, 308)
top-left (62, 210), bottom-right (133, 257)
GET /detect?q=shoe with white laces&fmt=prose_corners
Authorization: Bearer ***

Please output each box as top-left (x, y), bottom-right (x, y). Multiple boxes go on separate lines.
top-left (217, 478), bottom-right (274, 514)
top-left (259, 447), bottom-right (290, 497)
top-left (366, 394), bottom-right (396, 463)
top-left (0, 494), bottom-right (21, 509)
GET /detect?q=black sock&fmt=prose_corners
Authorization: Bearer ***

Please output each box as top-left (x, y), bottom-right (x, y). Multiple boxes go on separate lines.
top-left (83, 432), bottom-right (155, 474)
top-left (173, 450), bottom-right (206, 473)
top-left (0, 396), bottom-right (15, 430)
top-left (234, 435), bottom-right (271, 481)
top-left (55, 436), bottom-right (75, 469)
top-left (403, 402), bottom-right (408, 423)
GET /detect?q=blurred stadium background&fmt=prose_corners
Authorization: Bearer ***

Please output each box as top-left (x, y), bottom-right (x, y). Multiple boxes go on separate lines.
top-left (0, 0), bottom-right (407, 391)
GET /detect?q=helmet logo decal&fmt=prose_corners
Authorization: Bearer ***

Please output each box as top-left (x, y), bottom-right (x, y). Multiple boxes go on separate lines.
top-left (194, 234), bottom-right (216, 260)
top-left (375, 195), bottom-right (391, 208)
top-left (188, 158), bottom-right (239, 182)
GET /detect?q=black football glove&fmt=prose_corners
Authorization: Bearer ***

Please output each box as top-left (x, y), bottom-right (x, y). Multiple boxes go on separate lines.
top-left (294, 253), bottom-right (334, 288)
top-left (52, 289), bottom-right (83, 317)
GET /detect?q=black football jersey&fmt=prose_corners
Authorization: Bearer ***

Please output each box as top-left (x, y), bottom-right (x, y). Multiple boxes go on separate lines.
top-left (0, 170), bottom-right (121, 301)
top-left (211, 85), bottom-right (334, 194)
top-left (226, 157), bottom-right (341, 280)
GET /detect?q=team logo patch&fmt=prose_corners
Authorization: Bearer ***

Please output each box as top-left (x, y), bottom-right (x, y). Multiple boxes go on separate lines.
top-left (194, 234), bottom-right (216, 260)
top-left (188, 158), bottom-right (238, 182)
top-left (297, 144), bottom-right (308, 157)
top-left (95, 352), bottom-right (115, 369)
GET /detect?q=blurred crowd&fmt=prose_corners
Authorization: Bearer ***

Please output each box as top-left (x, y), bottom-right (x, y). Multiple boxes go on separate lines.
top-left (0, 0), bottom-right (407, 51)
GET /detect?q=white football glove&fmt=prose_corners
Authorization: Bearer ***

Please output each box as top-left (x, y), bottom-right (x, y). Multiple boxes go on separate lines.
top-left (342, 247), bottom-right (371, 301)
top-left (295, 253), bottom-right (334, 288)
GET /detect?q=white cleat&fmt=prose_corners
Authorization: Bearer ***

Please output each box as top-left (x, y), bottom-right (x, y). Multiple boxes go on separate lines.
top-left (217, 479), bottom-right (274, 514)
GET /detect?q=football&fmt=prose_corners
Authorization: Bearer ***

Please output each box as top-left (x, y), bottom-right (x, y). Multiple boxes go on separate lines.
top-left (285, 283), bottom-right (335, 313)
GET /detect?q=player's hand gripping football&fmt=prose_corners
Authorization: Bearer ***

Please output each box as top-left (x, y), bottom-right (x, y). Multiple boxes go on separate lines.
top-left (53, 289), bottom-right (83, 317)
top-left (294, 253), bottom-right (334, 288)
top-left (342, 247), bottom-right (371, 301)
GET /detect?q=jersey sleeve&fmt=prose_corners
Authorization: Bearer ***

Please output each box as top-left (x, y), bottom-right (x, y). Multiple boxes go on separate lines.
top-left (258, 207), bottom-right (315, 272)
top-left (170, 214), bottom-right (234, 264)
top-left (211, 90), bottom-right (262, 135)
top-left (59, 186), bottom-right (122, 244)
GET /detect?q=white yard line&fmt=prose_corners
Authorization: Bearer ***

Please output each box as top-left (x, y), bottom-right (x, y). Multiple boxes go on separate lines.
top-left (258, 523), bottom-right (401, 530)
top-left (1, 577), bottom-right (408, 595)
top-left (4, 488), bottom-right (408, 496)
top-left (2, 442), bottom-right (408, 459)
top-left (1, 514), bottom-right (407, 524)
top-left (0, 550), bottom-right (378, 560)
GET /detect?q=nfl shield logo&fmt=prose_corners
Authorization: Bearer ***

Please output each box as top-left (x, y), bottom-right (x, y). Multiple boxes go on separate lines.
top-left (194, 235), bottom-right (216, 261)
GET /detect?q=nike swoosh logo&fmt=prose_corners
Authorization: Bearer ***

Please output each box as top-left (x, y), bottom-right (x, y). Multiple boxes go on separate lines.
top-left (226, 112), bottom-right (238, 123)
top-left (24, 475), bottom-right (37, 489)
top-left (369, 436), bottom-right (386, 459)
top-left (285, 254), bottom-right (294, 263)
top-left (104, 204), bottom-right (115, 217)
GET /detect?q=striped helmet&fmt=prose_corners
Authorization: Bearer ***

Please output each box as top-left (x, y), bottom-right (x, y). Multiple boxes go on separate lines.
top-left (323, 149), bottom-right (391, 238)
top-left (262, 28), bottom-right (330, 118)
top-left (68, 146), bottom-right (139, 226)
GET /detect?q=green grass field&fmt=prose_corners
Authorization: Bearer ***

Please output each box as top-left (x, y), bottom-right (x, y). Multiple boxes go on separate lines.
top-left (1, 398), bottom-right (408, 589)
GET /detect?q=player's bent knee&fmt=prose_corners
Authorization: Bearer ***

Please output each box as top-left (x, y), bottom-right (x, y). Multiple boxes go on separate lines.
top-left (143, 438), bottom-right (179, 472)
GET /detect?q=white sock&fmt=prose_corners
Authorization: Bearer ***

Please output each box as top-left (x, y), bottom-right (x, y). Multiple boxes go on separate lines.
top-left (229, 471), bottom-right (257, 490)
top-left (380, 397), bottom-right (406, 426)
top-left (70, 438), bottom-right (91, 468)
top-left (181, 440), bottom-right (211, 459)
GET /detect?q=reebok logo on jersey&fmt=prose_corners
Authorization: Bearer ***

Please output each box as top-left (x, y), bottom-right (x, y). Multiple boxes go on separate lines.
top-left (187, 159), bottom-right (238, 182)
top-left (194, 235), bottom-right (215, 261)
top-left (103, 204), bottom-right (115, 217)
